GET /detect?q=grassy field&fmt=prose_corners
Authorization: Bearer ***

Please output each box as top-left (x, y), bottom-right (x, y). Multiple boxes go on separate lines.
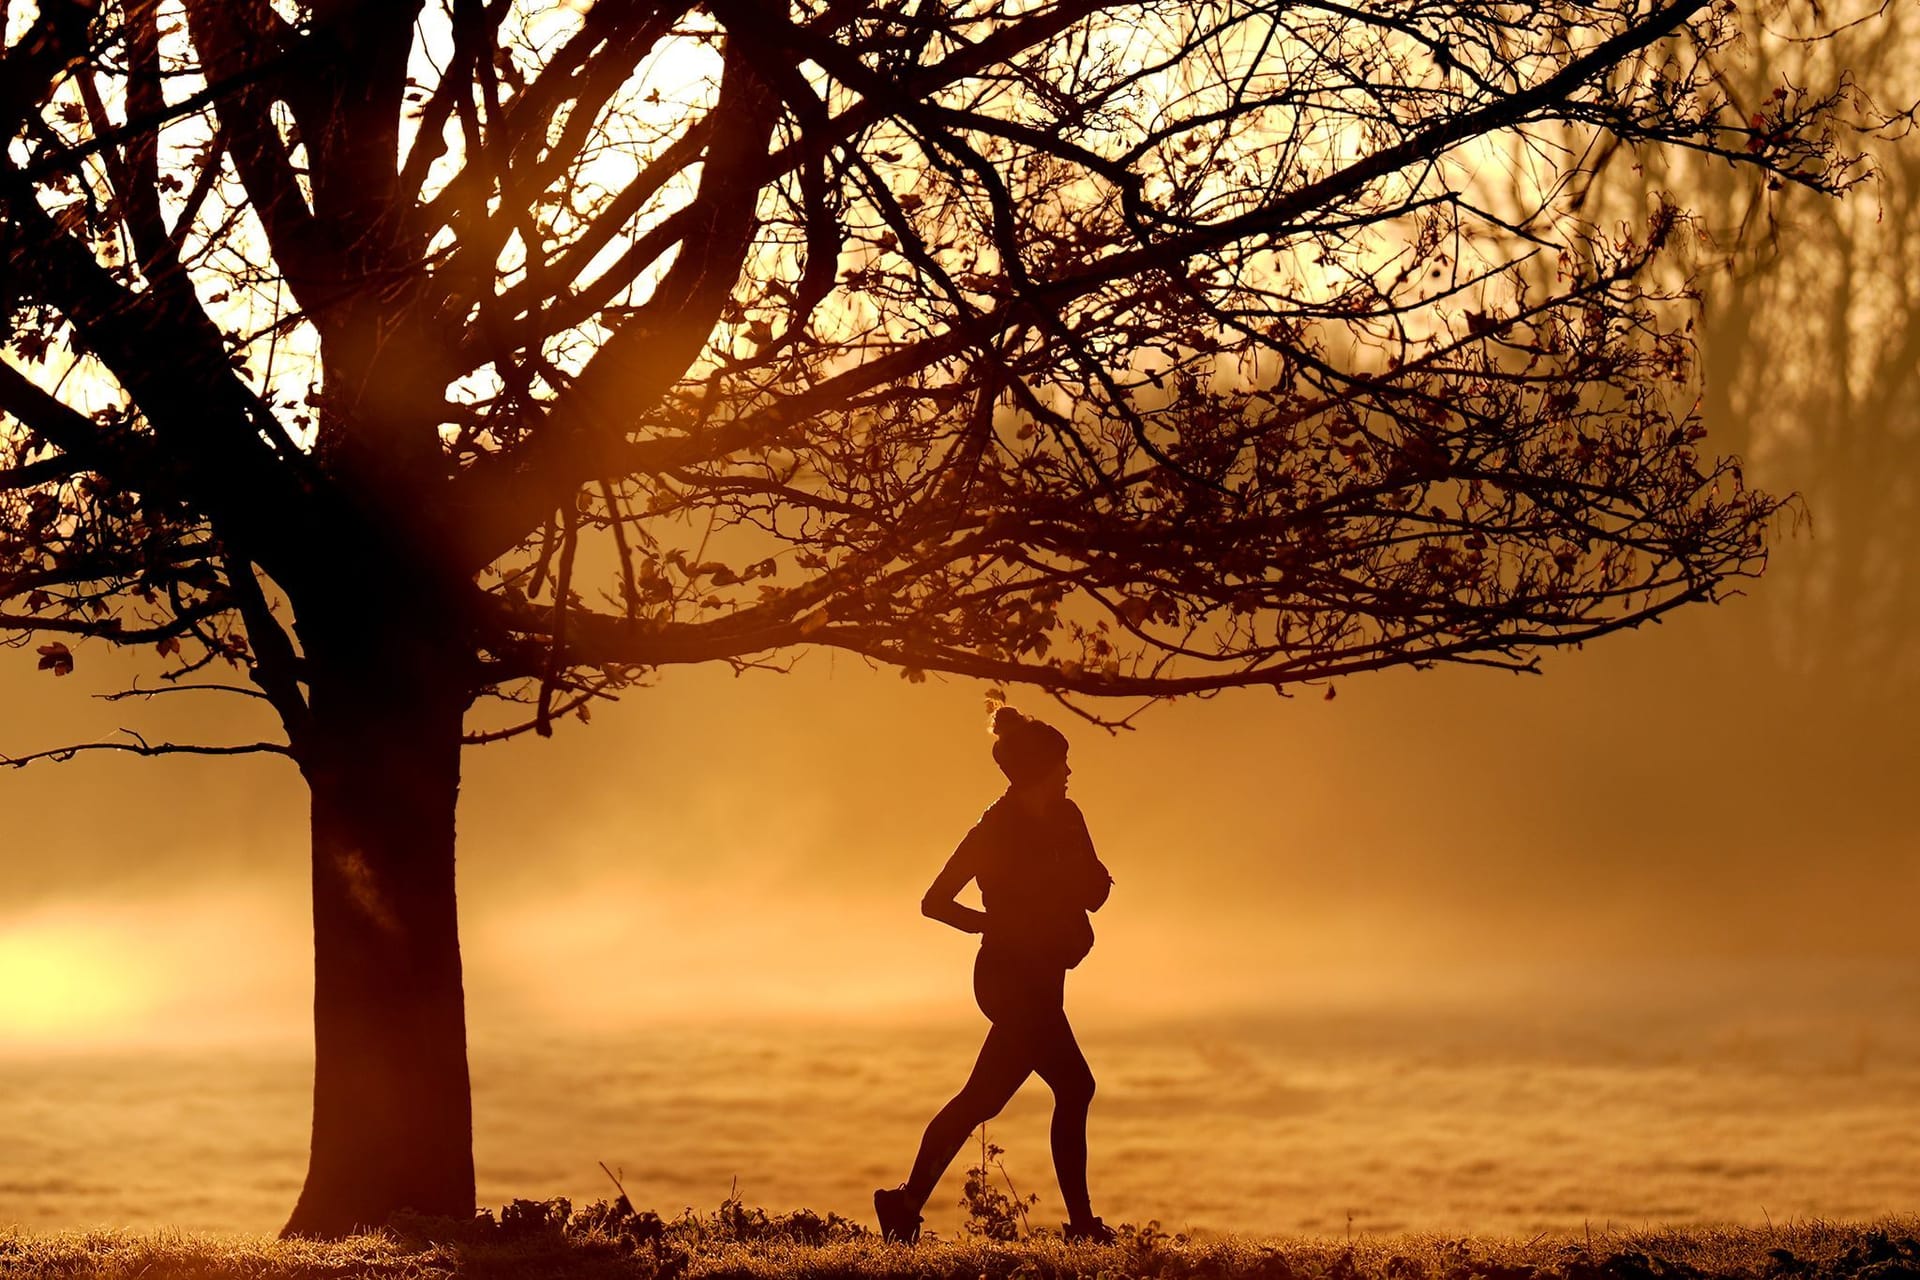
top-left (3, 1199), bottom-right (1918, 1280)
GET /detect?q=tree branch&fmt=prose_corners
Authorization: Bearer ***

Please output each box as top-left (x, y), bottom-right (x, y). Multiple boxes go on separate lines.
top-left (0, 730), bottom-right (292, 769)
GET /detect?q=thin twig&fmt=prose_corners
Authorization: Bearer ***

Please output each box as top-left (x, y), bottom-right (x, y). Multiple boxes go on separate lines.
top-left (0, 730), bottom-right (292, 768)
top-left (95, 680), bottom-right (272, 703)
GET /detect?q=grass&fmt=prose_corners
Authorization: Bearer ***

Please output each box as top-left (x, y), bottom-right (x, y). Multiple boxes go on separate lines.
top-left (3, 1200), bottom-right (1919, 1280)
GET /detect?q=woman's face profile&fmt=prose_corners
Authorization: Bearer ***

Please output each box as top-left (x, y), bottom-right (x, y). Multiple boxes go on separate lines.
top-left (1015, 758), bottom-right (1071, 804)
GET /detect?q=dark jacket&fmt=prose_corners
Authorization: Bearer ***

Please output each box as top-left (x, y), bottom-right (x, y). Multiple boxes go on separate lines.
top-left (933, 795), bottom-right (1112, 969)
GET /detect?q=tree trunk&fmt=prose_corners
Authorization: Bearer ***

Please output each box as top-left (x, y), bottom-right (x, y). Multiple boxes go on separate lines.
top-left (281, 615), bottom-right (475, 1237)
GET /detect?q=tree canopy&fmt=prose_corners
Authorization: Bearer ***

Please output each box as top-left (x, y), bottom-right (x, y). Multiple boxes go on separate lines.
top-left (1, 0), bottom-right (1876, 747)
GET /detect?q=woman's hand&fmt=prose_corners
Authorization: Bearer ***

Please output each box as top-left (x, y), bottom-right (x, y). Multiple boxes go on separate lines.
top-left (922, 894), bottom-right (989, 934)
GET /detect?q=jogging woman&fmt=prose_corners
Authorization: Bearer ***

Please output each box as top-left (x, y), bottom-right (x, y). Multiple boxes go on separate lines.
top-left (874, 707), bottom-right (1116, 1245)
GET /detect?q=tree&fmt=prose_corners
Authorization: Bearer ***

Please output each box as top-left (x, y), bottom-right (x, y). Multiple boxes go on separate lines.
top-left (0, 0), bottom-right (1885, 1238)
top-left (1685, 4), bottom-right (1920, 691)
top-left (1559, 0), bottom-right (1920, 691)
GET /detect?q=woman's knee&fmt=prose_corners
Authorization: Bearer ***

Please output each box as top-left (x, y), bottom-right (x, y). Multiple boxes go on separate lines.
top-left (1050, 1067), bottom-right (1095, 1109)
top-left (944, 1083), bottom-right (1011, 1127)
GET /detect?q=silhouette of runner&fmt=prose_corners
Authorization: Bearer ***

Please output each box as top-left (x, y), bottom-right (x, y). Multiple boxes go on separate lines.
top-left (874, 707), bottom-right (1116, 1245)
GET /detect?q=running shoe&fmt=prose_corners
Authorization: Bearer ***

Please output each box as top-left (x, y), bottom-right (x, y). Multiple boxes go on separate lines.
top-left (873, 1186), bottom-right (922, 1245)
top-left (1063, 1217), bottom-right (1117, 1244)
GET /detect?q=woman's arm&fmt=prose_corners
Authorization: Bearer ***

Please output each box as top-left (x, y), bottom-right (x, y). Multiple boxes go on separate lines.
top-left (922, 837), bottom-right (989, 934)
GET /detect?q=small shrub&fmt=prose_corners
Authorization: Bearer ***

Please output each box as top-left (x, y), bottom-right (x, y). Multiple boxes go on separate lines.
top-left (961, 1127), bottom-right (1040, 1241)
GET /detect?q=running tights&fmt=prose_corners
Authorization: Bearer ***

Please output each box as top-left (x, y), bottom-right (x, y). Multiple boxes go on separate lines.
top-left (902, 946), bottom-right (1096, 1223)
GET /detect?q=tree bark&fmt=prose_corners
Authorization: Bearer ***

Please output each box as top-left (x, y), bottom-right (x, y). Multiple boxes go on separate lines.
top-left (281, 611), bottom-right (475, 1237)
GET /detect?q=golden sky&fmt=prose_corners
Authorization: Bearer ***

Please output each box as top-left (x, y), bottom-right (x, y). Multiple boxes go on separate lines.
top-left (2, 11), bottom-right (1918, 1052)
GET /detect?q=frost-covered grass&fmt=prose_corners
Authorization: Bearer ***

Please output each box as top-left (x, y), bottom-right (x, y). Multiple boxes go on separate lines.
top-left (4, 1202), bottom-right (1918, 1280)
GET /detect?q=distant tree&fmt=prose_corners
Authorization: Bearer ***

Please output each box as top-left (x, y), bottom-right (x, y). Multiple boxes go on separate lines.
top-left (1561, 0), bottom-right (1920, 689)
top-left (0, 0), bottom-right (1886, 1237)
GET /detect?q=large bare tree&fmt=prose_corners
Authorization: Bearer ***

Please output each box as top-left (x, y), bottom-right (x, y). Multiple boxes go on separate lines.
top-left (0, 0), bottom-right (1883, 1237)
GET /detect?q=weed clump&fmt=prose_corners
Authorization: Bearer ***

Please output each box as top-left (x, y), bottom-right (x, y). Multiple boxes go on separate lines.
top-left (396, 1183), bottom-right (872, 1279)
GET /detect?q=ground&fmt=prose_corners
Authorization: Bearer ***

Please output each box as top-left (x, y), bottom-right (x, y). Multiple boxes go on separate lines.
top-left (3, 1201), bottom-right (1917, 1280)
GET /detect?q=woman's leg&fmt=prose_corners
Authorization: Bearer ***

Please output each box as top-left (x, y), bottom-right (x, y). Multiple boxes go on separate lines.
top-left (902, 1020), bottom-right (1032, 1213)
top-left (1028, 1010), bottom-right (1097, 1225)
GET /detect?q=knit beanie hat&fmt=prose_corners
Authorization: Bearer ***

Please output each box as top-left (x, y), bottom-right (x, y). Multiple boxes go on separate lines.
top-left (990, 706), bottom-right (1069, 784)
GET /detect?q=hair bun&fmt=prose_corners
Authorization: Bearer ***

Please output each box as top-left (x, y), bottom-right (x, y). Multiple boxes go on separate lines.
top-left (988, 706), bottom-right (1069, 783)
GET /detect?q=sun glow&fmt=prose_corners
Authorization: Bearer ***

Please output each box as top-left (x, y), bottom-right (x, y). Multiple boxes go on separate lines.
top-left (0, 916), bottom-right (159, 1042)
top-left (0, 893), bottom-right (309, 1049)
